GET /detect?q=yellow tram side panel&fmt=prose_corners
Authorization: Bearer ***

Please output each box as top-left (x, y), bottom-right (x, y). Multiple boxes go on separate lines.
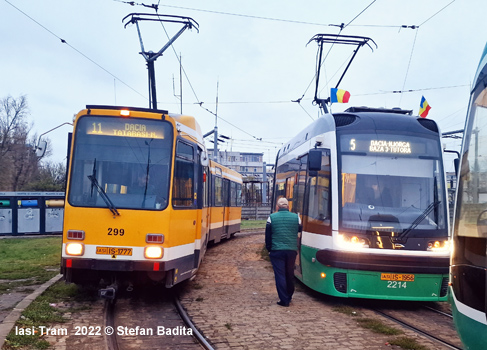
top-left (208, 161), bottom-right (242, 242)
top-left (208, 206), bottom-right (225, 242)
top-left (225, 206), bottom-right (242, 234)
top-left (222, 163), bottom-right (243, 234)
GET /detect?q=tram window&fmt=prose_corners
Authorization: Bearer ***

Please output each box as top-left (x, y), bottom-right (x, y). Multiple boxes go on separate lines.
top-left (286, 176), bottom-right (295, 211)
top-left (275, 180), bottom-right (286, 204)
top-left (203, 168), bottom-right (209, 208)
top-left (176, 142), bottom-right (194, 160)
top-left (236, 183), bottom-right (242, 206)
top-left (306, 150), bottom-right (331, 234)
top-left (275, 158), bottom-right (300, 210)
top-left (230, 182), bottom-right (237, 207)
top-left (293, 156), bottom-right (308, 215)
top-left (456, 88), bottom-right (487, 239)
top-left (172, 142), bottom-right (195, 208)
top-left (223, 179), bottom-right (230, 207)
top-left (214, 176), bottom-right (223, 206)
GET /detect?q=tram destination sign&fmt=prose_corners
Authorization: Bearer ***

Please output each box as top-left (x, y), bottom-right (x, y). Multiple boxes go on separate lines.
top-left (343, 135), bottom-right (427, 155)
top-left (82, 116), bottom-right (166, 139)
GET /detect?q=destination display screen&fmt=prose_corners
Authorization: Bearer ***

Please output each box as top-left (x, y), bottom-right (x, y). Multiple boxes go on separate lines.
top-left (341, 134), bottom-right (430, 156)
top-left (80, 116), bottom-right (166, 139)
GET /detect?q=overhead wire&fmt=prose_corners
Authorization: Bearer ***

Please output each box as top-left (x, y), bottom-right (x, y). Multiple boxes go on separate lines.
top-left (398, 28), bottom-right (419, 106)
top-left (7, 0), bottom-right (263, 142)
top-left (397, 0), bottom-right (456, 105)
top-left (4, 0), bottom-right (148, 101)
top-left (153, 8), bottom-right (201, 104)
top-left (354, 84), bottom-right (469, 96)
top-left (295, 0), bottom-right (376, 114)
top-left (297, 102), bottom-right (315, 121)
top-left (436, 105), bottom-right (468, 129)
top-left (419, 0), bottom-right (456, 26)
top-left (344, 0), bottom-right (377, 28)
top-left (154, 1), bottom-right (264, 141)
top-left (154, 83), bottom-right (468, 104)
top-left (154, 2), bottom-right (408, 29)
top-left (198, 101), bottom-right (267, 140)
top-left (119, 0), bottom-right (265, 141)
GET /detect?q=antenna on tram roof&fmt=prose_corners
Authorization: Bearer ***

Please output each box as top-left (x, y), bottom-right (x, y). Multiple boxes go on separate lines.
top-left (308, 34), bottom-right (377, 114)
top-left (122, 13), bottom-right (199, 110)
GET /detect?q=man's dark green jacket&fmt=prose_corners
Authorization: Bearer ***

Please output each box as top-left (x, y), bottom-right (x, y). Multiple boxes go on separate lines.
top-left (265, 208), bottom-right (301, 251)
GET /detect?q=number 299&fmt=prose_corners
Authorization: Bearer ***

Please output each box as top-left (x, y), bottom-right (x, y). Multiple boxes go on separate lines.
top-left (108, 228), bottom-right (125, 236)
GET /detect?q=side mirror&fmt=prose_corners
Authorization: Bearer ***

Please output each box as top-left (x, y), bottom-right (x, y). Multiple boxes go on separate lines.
top-left (308, 149), bottom-right (322, 172)
top-left (35, 140), bottom-right (47, 158)
top-left (454, 158), bottom-right (460, 177)
top-left (200, 151), bottom-right (209, 167)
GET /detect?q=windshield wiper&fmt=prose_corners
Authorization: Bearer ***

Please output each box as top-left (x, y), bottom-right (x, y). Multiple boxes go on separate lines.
top-left (398, 200), bottom-right (440, 239)
top-left (87, 175), bottom-right (120, 216)
top-left (90, 159), bottom-right (97, 197)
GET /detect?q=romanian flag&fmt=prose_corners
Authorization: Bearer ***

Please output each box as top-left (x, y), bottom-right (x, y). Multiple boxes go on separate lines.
top-left (330, 88), bottom-right (351, 103)
top-left (419, 96), bottom-right (431, 118)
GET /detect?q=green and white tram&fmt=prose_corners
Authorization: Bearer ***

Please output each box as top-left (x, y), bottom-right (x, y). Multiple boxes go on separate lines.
top-left (450, 43), bottom-right (487, 349)
top-left (273, 107), bottom-right (450, 300)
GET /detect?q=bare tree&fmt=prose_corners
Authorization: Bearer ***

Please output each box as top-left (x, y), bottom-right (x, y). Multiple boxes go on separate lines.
top-left (0, 95), bottom-right (38, 190)
top-left (0, 95), bottom-right (29, 155)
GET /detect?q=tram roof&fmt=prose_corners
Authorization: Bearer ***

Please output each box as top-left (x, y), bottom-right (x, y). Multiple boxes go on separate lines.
top-left (277, 107), bottom-right (439, 159)
top-left (209, 159), bottom-right (243, 183)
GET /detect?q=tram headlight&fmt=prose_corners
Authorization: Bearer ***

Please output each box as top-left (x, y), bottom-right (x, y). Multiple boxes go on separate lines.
top-left (337, 234), bottom-right (369, 249)
top-left (65, 242), bottom-right (84, 256)
top-left (427, 240), bottom-right (450, 252)
top-left (144, 246), bottom-right (164, 259)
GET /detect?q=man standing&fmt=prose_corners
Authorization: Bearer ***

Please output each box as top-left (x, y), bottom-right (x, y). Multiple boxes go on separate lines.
top-left (265, 197), bottom-right (301, 307)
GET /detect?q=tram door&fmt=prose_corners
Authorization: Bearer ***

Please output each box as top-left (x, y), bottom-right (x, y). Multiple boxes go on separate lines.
top-left (223, 178), bottom-right (230, 239)
top-left (199, 165), bottom-right (210, 265)
top-left (215, 167), bottom-right (225, 240)
top-left (294, 156), bottom-right (308, 278)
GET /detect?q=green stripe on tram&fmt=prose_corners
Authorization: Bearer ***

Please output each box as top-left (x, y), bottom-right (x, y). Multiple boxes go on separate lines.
top-left (450, 292), bottom-right (487, 350)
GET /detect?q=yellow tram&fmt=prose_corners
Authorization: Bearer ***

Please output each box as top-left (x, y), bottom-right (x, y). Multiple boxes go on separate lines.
top-left (61, 105), bottom-right (242, 292)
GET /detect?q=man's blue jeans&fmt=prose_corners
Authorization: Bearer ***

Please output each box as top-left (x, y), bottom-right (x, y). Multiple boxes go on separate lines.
top-left (269, 250), bottom-right (297, 305)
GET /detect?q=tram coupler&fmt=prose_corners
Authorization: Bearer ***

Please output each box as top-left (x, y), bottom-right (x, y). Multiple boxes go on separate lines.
top-left (99, 283), bottom-right (118, 300)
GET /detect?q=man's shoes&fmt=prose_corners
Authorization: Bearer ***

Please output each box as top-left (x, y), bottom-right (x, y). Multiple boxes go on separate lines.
top-left (276, 301), bottom-right (289, 307)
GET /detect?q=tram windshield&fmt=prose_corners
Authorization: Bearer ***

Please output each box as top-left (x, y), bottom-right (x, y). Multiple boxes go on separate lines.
top-left (68, 116), bottom-right (173, 210)
top-left (456, 87), bottom-right (487, 240)
top-left (339, 132), bottom-right (447, 237)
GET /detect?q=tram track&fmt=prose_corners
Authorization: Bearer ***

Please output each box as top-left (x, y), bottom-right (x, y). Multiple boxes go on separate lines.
top-left (104, 300), bottom-right (119, 350)
top-left (373, 307), bottom-right (462, 350)
top-left (103, 288), bottom-right (214, 350)
top-left (422, 304), bottom-right (453, 319)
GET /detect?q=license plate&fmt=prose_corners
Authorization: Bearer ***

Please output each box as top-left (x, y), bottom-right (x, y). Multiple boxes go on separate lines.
top-left (380, 273), bottom-right (415, 282)
top-left (96, 247), bottom-right (133, 256)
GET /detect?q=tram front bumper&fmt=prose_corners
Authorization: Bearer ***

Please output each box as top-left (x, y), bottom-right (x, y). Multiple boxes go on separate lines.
top-left (315, 249), bottom-right (449, 274)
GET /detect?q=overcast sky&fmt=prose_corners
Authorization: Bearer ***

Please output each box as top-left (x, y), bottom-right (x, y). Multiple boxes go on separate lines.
top-left (2, 0), bottom-right (485, 172)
